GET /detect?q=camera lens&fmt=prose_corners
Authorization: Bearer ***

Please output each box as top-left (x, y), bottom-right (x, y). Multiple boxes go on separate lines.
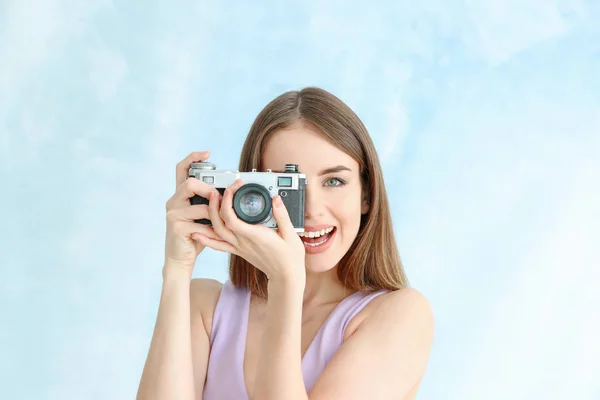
top-left (233, 183), bottom-right (272, 224)
top-left (239, 192), bottom-right (265, 217)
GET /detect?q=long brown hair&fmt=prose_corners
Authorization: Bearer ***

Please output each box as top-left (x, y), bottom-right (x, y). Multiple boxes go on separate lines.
top-left (229, 87), bottom-right (408, 298)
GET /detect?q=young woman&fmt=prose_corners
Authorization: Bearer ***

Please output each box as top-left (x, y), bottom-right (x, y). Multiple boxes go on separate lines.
top-left (137, 88), bottom-right (434, 400)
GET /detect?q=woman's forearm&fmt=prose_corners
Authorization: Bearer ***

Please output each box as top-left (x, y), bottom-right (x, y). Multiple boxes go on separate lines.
top-left (136, 265), bottom-right (196, 400)
top-left (253, 279), bottom-right (309, 400)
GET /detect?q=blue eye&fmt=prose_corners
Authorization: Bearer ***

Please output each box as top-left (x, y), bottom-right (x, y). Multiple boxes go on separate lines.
top-left (324, 177), bottom-right (345, 187)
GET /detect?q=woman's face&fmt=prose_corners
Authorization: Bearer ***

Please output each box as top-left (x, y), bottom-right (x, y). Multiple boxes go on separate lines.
top-left (262, 125), bottom-right (369, 273)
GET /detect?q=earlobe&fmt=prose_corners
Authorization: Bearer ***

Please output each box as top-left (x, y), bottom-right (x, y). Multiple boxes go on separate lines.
top-left (361, 200), bottom-right (370, 215)
top-left (361, 191), bottom-right (370, 215)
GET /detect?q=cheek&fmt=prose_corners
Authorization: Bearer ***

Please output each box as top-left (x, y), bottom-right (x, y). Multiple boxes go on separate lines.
top-left (331, 193), bottom-right (364, 231)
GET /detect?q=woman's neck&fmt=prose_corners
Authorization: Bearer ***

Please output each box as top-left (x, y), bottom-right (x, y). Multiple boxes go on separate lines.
top-left (302, 266), bottom-right (350, 308)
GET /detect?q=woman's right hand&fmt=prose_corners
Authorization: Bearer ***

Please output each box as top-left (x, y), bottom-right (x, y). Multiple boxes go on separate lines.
top-left (163, 151), bottom-right (233, 276)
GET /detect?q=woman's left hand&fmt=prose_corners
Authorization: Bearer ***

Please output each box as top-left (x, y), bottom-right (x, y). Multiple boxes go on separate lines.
top-left (194, 179), bottom-right (306, 284)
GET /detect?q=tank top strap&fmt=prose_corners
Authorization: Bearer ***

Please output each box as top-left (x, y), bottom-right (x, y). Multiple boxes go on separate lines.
top-left (203, 280), bottom-right (251, 400)
top-left (209, 280), bottom-right (250, 345)
top-left (301, 288), bottom-right (391, 391)
top-left (339, 289), bottom-right (391, 334)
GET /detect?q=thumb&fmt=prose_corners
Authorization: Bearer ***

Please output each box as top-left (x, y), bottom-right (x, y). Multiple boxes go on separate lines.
top-left (272, 195), bottom-right (295, 239)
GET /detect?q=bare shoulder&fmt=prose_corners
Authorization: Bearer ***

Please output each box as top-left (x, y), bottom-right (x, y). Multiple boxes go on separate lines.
top-left (380, 288), bottom-right (433, 320)
top-left (345, 287), bottom-right (434, 341)
top-left (190, 278), bottom-right (224, 336)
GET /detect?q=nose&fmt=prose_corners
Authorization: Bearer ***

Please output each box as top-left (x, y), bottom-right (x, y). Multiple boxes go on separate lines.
top-left (304, 184), bottom-right (324, 220)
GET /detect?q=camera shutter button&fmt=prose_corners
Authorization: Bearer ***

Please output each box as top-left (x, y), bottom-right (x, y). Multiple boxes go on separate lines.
top-left (280, 191), bottom-right (288, 197)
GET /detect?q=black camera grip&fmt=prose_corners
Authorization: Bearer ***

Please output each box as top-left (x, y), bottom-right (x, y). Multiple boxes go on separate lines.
top-left (190, 188), bottom-right (226, 225)
top-left (190, 194), bottom-right (211, 225)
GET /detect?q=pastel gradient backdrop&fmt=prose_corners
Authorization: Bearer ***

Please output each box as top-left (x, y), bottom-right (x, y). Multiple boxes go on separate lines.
top-left (2, 1), bottom-right (599, 399)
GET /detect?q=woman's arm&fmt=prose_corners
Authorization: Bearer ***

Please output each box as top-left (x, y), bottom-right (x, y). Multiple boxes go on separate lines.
top-left (309, 288), bottom-right (434, 399)
top-left (252, 284), bottom-right (433, 400)
top-left (252, 279), bottom-right (308, 400)
top-left (136, 266), bottom-right (215, 400)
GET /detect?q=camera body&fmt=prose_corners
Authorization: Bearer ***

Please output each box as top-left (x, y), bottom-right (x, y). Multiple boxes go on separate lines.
top-left (188, 161), bottom-right (306, 232)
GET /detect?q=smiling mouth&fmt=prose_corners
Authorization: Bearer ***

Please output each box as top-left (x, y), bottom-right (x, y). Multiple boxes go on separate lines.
top-left (299, 227), bottom-right (336, 247)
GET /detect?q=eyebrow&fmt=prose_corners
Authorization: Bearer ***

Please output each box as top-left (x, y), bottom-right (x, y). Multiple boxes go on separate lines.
top-left (271, 165), bottom-right (352, 175)
top-left (317, 165), bottom-right (352, 176)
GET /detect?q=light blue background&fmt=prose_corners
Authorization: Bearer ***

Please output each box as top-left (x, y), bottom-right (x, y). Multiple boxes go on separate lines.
top-left (2, 1), bottom-right (599, 399)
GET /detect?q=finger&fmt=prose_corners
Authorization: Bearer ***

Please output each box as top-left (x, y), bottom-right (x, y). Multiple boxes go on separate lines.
top-left (220, 179), bottom-right (252, 235)
top-left (167, 177), bottom-right (217, 210)
top-left (208, 190), bottom-right (239, 245)
top-left (171, 220), bottom-right (223, 241)
top-left (167, 204), bottom-right (210, 222)
top-left (193, 233), bottom-right (238, 255)
top-left (176, 151), bottom-right (210, 188)
top-left (271, 195), bottom-right (296, 240)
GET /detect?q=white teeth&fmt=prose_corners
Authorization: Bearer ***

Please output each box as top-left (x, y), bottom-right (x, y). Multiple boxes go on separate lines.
top-left (297, 226), bottom-right (334, 238)
top-left (305, 236), bottom-right (329, 247)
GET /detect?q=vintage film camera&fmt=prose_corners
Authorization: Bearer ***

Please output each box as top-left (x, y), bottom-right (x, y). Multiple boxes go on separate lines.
top-left (188, 161), bottom-right (306, 232)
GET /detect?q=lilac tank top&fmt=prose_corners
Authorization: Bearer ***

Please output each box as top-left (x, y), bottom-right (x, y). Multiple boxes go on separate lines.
top-left (202, 280), bottom-right (389, 399)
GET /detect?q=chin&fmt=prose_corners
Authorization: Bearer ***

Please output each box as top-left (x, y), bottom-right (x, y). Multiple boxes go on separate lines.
top-left (304, 257), bottom-right (339, 274)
